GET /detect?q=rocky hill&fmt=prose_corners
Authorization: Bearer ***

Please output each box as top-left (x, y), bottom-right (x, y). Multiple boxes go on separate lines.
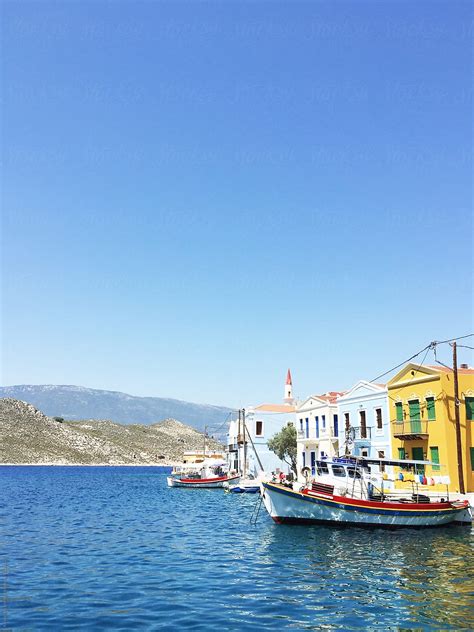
top-left (0, 385), bottom-right (233, 431)
top-left (0, 398), bottom-right (223, 465)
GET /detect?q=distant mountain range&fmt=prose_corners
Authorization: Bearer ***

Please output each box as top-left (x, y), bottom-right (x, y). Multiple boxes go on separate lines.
top-left (0, 385), bottom-right (234, 432)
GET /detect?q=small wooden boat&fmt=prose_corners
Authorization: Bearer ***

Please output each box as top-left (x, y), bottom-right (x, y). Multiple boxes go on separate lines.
top-left (261, 457), bottom-right (472, 528)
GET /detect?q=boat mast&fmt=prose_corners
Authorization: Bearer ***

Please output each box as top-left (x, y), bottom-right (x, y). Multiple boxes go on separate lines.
top-left (243, 408), bottom-right (247, 478)
top-left (203, 424), bottom-right (207, 461)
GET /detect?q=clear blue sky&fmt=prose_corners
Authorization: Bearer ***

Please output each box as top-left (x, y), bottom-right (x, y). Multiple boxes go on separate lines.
top-left (2, 1), bottom-right (473, 407)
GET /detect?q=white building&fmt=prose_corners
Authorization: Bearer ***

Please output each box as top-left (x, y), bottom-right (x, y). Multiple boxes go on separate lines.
top-left (227, 370), bottom-right (296, 476)
top-left (295, 391), bottom-right (344, 480)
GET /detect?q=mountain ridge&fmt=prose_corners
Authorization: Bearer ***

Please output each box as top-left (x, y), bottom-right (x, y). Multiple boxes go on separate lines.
top-left (0, 385), bottom-right (234, 431)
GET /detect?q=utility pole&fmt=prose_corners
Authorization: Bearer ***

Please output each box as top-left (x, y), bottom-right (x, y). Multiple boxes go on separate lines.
top-left (452, 342), bottom-right (465, 494)
top-left (242, 408), bottom-right (247, 478)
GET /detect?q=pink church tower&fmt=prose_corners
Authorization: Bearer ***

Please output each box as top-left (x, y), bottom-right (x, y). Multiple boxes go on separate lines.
top-left (284, 369), bottom-right (294, 405)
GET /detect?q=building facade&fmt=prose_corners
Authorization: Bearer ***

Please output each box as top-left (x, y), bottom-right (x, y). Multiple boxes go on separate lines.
top-left (295, 392), bottom-right (344, 481)
top-left (227, 370), bottom-right (296, 476)
top-left (387, 363), bottom-right (474, 493)
top-left (336, 380), bottom-right (391, 461)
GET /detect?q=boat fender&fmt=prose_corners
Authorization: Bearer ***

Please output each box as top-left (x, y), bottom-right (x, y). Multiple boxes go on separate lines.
top-left (337, 487), bottom-right (348, 497)
top-left (301, 466), bottom-right (311, 481)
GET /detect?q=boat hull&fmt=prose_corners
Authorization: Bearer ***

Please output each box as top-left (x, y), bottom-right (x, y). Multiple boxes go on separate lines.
top-left (228, 485), bottom-right (260, 494)
top-left (261, 482), bottom-right (471, 528)
top-left (167, 474), bottom-right (240, 488)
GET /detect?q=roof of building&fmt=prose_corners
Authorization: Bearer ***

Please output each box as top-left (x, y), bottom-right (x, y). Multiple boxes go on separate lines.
top-left (316, 391), bottom-right (346, 404)
top-left (425, 364), bottom-right (474, 375)
top-left (254, 403), bottom-right (296, 413)
top-left (286, 369), bottom-right (292, 385)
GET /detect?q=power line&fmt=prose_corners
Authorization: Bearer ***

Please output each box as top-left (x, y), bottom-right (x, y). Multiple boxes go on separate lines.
top-left (369, 334), bottom-right (473, 384)
top-left (432, 333), bottom-right (473, 344)
top-left (370, 344), bottom-right (431, 383)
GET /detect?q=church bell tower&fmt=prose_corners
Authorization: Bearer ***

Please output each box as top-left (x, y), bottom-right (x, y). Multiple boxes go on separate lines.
top-left (284, 369), bottom-right (294, 405)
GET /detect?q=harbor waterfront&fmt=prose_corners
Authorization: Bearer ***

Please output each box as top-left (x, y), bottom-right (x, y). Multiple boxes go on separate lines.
top-left (2, 466), bottom-right (474, 630)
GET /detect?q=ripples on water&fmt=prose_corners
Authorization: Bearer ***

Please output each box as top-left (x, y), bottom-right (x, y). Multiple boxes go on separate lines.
top-left (1, 466), bottom-right (473, 630)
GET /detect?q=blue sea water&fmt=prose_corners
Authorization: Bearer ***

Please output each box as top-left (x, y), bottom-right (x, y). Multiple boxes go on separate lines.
top-left (1, 466), bottom-right (473, 631)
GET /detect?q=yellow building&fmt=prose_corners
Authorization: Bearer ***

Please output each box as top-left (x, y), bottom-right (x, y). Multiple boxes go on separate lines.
top-left (387, 363), bottom-right (474, 493)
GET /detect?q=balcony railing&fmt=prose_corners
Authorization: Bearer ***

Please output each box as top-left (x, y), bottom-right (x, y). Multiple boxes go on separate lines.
top-left (393, 420), bottom-right (429, 439)
top-left (298, 428), bottom-right (338, 441)
top-left (353, 426), bottom-right (372, 441)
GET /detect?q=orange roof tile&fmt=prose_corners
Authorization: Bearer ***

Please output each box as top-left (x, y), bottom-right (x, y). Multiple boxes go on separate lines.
top-left (254, 403), bottom-right (296, 413)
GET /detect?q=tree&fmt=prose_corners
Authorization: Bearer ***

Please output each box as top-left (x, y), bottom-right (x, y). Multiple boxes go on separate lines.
top-left (268, 423), bottom-right (297, 475)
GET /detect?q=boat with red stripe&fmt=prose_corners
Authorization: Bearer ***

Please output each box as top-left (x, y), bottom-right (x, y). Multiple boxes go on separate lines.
top-left (261, 457), bottom-right (472, 527)
top-left (167, 457), bottom-right (240, 488)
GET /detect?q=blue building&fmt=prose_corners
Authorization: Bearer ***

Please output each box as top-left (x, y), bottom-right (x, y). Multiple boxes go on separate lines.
top-left (336, 380), bottom-right (391, 462)
top-left (226, 370), bottom-right (296, 476)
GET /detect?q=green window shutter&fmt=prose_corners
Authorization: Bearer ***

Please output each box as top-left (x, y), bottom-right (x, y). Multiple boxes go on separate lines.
top-left (466, 397), bottom-right (474, 421)
top-left (409, 400), bottom-right (421, 421)
top-left (395, 402), bottom-right (403, 422)
top-left (430, 447), bottom-right (440, 471)
top-left (398, 447), bottom-right (405, 460)
top-left (470, 447), bottom-right (474, 472)
top-left (426, 397), bottom-right (436, 421)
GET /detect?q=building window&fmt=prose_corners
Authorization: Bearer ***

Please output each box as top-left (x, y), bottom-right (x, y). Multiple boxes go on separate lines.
top-left (375, 408), bottom-right (382, 430)
top-left (426, 397), bottom-right (436, 421)
top-left (299, 418), bottom-right (303, 431)
top-left (359, 410), bottom-right (367, 438)
top-left (361, 449), bottom-right (369, 458)
top-left (466, 397), bottom-right (474, 421)
top-left (378, 450), bottom-right (385, 472)
top-left (322, 415), bottom-right (326, 429)
top-left (430, 447), bottom-right (440, 471)
top-left (395, 402), bottom-right (403, 422)
top-left (333, 414), bottom-right (338, 437)
top-left (470, 447), bottom-right (474, 471)
top-left (255, 420), bottom-right (263, 437)
top-left (302, 452), bottom-right (306, 467)
top-left (344, 412), bottom-right (350, 428)
top-left (305, 418), bottom-right (309, 439)
top-left (315, 416), bottom-right (319, 438)
top-left (398, 447), bottom-right (406, 460)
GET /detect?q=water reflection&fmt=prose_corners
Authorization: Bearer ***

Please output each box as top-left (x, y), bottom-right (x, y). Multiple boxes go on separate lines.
top-left (257, 521), bottom-right (474, 629)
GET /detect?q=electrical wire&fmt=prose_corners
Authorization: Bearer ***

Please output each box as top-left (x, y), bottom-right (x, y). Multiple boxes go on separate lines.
top-left (369, 344), bottom-right (431, 383)
top-left (432, 333), bottom-right (473, 344)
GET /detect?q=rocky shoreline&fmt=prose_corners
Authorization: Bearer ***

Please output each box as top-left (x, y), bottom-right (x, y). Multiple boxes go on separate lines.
top-left (0, 398), bottom-right (223, 465)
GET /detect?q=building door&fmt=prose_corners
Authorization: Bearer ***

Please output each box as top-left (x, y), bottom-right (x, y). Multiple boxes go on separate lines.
top-left (310, 451), bottom-right (316, 476)
top-left (408, 400), bottom-right (421, 433)
top-left (333, 414), bottom-right (338, 437)
top-left (412, 447), bottom-right (424, 473)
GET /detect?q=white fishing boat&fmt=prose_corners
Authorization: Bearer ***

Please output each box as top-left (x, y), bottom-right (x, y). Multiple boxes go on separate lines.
top-left (261, 457), bottom-right (472, 528)
top-left (167, 460), bottom-right (240, 488)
